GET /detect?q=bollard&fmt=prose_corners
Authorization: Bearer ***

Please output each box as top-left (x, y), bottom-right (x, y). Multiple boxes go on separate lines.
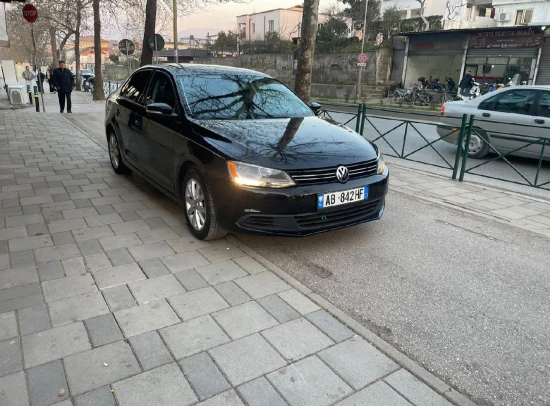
top-left (34, 86), bottom-right (39, 112)
top-left (27, 85), bottom-right (33, 105)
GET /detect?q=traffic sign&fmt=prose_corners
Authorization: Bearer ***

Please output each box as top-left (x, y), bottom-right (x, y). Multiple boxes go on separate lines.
top-left (148, 34), bottom-right (165, 52)
top-left (22, 4), bottom-right (38, 23)
top-left (357, 53), bottom-right (368, 64)
top-left (357, 63), bottom-right (366, 67)
top-left (118, 39), bottom-right (135, 56)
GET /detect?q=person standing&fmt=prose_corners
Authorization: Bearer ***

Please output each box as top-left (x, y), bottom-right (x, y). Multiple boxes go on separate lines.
top-left (46, 66), bottom-right (56, 93)
top-left (459, 70), bottom-right (474, 96)
top-left (51, 60), bottom-right (74, 113)
top-left (34, 66), bottom-right (45, 94)
top-left (22, 66), bottom-right (36, 105)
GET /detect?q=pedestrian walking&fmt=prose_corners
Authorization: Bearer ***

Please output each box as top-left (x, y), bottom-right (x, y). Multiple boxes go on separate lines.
top-left (34, 66), bottom-right (45, 94)
top-left (51, 60), bottom-right (74, 113)
top-left (459, 70), bottom-right (474, 97)
top-left (46, 66), bottom-right (56, 93)
top-left (21, 66), bottom-right (36, 105)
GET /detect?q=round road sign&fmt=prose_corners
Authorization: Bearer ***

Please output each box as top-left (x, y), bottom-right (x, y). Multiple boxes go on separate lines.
top-left (118, 39), bottom-right (135, 56)
top-left (148, 34), bottom-right (165, 52)
top-left (358, 53), bottom-right (368, 64)
top-left (22, 4), bottom-right (38, 23)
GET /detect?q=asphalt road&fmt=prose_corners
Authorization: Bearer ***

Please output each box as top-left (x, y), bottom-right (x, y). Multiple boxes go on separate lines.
top-left (236, 191), bottom-right (550, 406)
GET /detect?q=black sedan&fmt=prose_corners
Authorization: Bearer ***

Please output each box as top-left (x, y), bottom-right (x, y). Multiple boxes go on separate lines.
top-left (105, 64), bottom-right (389, 240)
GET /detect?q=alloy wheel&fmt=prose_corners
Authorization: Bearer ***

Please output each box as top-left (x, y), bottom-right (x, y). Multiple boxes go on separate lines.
top-left (468, 132), bottom-right (483, 155)
top-left (109, 134), bottom-right (120, 169)
top-left (185, 178), bottom-right (207, 231)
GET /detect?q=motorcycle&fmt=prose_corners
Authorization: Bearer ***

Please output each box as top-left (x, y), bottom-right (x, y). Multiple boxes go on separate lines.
top-left (83, 76), bottom-right (94, 93)
top-left (457, 81), bottom-right (481, 101)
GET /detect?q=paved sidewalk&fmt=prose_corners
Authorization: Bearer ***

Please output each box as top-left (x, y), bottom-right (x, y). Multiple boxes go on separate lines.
top-left (388, 162), bottom-right (550, 238)
top-left (0, 111), bottom-right (474, 406)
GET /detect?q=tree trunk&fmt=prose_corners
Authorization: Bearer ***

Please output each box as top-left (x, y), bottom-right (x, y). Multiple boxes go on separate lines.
top-left (140, 0), bottom-right (157, 66)
top-left (92, 0), bottom-right (105, 100)
top-left (49, 26), bottom-right (57, 65)
top-left (293, 0), bottom-right (319, 103)
top-left (75, 0), bottom-right (82, 91)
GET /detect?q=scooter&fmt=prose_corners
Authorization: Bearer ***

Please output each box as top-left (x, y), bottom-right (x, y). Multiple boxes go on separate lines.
top-left (457, 81), bottom-right (481, 101)
top-left (83, 76), bottom-right (94, 92)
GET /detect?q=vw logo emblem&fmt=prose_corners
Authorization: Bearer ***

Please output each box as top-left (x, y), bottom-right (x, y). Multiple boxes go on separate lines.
top-left (336, 166), bottom-right (349, 183)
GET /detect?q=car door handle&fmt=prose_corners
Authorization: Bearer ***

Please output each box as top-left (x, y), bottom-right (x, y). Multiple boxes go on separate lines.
top-left (482, 113), bottom-right (491, 117)
top-left (534, 119), bottom-right (545, 124)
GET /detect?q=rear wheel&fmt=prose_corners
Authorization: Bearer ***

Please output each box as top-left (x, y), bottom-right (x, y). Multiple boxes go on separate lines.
top-left (465, 129), bottom-right (490, 159)
top-left (108, 131), bottom-right (131, 174)
top-left (183, 168), bottom-right (227, 241)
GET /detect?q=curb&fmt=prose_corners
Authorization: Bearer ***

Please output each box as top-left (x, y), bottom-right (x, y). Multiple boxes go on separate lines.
top-left (227, 235), bottom-right (478, 406)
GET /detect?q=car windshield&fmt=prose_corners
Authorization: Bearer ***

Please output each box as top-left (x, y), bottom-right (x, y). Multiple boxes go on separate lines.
top-left (178, 74), bottom-right (314, 120)
top-left (81, 70), bottom-right (93, 75)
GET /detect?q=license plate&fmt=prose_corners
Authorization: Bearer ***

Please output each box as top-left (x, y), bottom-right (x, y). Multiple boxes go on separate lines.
top-left (317, 187), bottom-right (369, 209)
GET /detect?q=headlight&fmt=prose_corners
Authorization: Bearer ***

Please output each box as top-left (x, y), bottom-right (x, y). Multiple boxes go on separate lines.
top-left (376, 151), bottom-right (386, 174)
top-left (227, 161), bottom-right (295, 188)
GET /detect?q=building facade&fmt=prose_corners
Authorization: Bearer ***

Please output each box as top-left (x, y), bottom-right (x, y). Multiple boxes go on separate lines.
top-left (380, 0), bottom-right (449, 19)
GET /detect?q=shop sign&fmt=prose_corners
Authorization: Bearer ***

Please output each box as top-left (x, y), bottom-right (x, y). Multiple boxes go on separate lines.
top-left (469, 28), bottom-right (543, 49)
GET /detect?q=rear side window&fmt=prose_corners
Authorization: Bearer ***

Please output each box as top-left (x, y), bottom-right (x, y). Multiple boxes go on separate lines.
top-left (492, 90), bottom-right (536, 115)
top-left (538, 91), bottom-right (550, 118)
top-left (120, 70), bottom-right (151, 103)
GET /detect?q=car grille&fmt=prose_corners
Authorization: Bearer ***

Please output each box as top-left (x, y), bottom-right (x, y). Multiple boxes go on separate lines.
top-left (243, 216), bottom-right (276, 229)
top-left (286, 159), bottom-right (378, 186)
top-left (295, 199), bottom-right (380, 230)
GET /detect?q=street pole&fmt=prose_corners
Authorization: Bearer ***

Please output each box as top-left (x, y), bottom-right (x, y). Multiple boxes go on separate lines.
top-left (356, 0), bottom-right (369, 101)
top-left (155, 35), bottom-right (158, 64)
top-left (31, 23), bottom-right (46, 112)
top-left (126, 40), bottom-right (130, 76)
top-left (173, 0), bottom-right (178, 63)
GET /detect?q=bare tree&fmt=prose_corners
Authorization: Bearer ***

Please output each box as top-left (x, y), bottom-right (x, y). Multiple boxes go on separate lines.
top-left (415, 0), bottom-right (429, 30)
top-left (445, 0), bottom-right (463, 20)
top-left (92, 0), bottom-right (105, 100)
top-left (294, 0), bottom-right (320, 103)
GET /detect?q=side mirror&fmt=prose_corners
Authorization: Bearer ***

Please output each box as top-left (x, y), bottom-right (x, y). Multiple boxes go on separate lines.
top-left (309, 102), bottom-right (322, 116)
top-left (146, 103), bottom-right (175, 117)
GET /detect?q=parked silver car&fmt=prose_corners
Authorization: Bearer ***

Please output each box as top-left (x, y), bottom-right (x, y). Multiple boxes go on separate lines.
top-left (437, 85), bottom-right (550, 159)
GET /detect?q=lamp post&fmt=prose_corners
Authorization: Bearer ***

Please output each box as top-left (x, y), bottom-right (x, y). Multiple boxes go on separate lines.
top-left (173, 0), bottom-right (178, 63)
top-left (356, 0), bottom-right (369, 101)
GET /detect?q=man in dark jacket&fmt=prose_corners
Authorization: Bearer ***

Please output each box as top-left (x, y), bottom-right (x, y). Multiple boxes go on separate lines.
top-left (459, 71), bottom-right (474, 97)
top-left (51, 61), bottom-right (75, 113)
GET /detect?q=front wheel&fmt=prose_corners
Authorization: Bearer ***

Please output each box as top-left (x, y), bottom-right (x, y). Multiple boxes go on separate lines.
top-left (465, 129), bottom-right (490, 159)
top-left (183, 168), bottom-right (227, 241)
top-left (108, 131), bottom-right (131, 174)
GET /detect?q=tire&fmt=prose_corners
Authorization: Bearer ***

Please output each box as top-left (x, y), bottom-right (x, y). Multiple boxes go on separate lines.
top-left (183, 168), bottom-right (227, 241)
top-left (465, 129), bottom-right (490, 159)
top-left (108, 131), bottom-right (131, 175)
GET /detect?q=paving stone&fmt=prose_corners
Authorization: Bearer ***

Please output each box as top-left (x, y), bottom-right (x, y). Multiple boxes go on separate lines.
top-left (269, 356), bottom-right (353, 406)
top-left (165, 236), bottom-right (210, 253)
top-left (49, 291), bottom-right (110, 327)
top-left (197, 389), bottom-right (244, 406)
top-left (12, 248), bottom-right (36, 268)
top-left (179, 351), bottom-right (230, 400)
top-left (168, 287), bottom-right (229, 321)
top-left (62, 207), bottom-right (99, 220)
top-left (306, 310), bottom-right (354, 343)
top-left (0, 338), bottom-right (22, 378)
top-left (73, 226), bottom-right (114, 242)
top-left (52, 231), bottom-right (76, 246)
top-left (318, 337), bottom-right (399, 390)
top-left (336, 381), bottom-right (411, 406)
top-left (195, 260), bottom-right (248, 286)
top-left (84, 313), bottom-right (123, 347)
top-left (128, 274), bottom-right (185, 303)
top-left (384, 369), bottom-right (452, 406)
top-left (119, 211), bottom-right (141, 222)
top-left (213, 281), bottom-right (251, 306)
top-left (64, 340), bottom-right (141, 396)
top-left (85, 213), bottom-right (124, 227)
top-left (35, 243), bottom-right (81, 263)
top-left (6, 213), bottom-right (44, 228)
top-left (160, 315), bottom-right (230, 359)
top-left (77, 239), bottom-right (103, 256)
top-left (233, 256), bottom-right (267, 275)
top-left (27, 360), bottom-right (69, 406)
top-left (0, 265), bottom-right (38, 290)
top-left (114, 299), bottom-right (180, 338)
top-left (62, 256), bottom-right (86, 276)
top-left (0, 371), bottom-right (29, 406)
top-left (112, 201), bottom-right (147, 213)
top-left (0, 254), bottom-right (9, 271)
top-left (213, 301), bottom-right (278, 340)
top-left (198, 244), bottom-right (245, 263)
top-left (136, 258), bottom-right (169, 279)
top-left (102, 285), bottom-right (137, 312)
top-left (42, 274), bottom-right (97, 303)
top-left (0, 283), bottom-right (43, 313)
top-left (112, 219), bottom-right (150, 235)
top-left (21, 195), bottom-right (53, 206)
top-left (17, 304), bottom-right (51, 336)
top-left (235, 272), bottom-right (291, 299)
top-left (262, 318), bottom-right (333, 361)
top-left (137, 227), bottom-right (179, 243)
top-left (161, 251), bottom-right (210, 273)
top-left (0, 226), bottom-right (27, 241)
top-left (84, 252), bottom-right (111, 272)
top-left (237, 377), bottom-right (289, 406)
top-left (112, 363), bottom-right (197, 406)
top-left (0, 241), bottom-right (8, 255)
top-left (93, 263), bottom-right (146, 290)
top-left (48, 218), bottom-right (88, 234)
top-left (128, 241), bottom-right (174, 262)
top-left (0, 312), bottom-right (18, 341)
top-left (69, 191), bottom-right (101, 200)
top-left (170, 224), bottom-right (192, 238)
top-left (258, 294), bottom-right (300, 323)
top-left (210, 333), bottom-right (286, 386)
top-left (74, 386), bottom-right (115, 406)
top-left (96, 205), bottom-right (116, 215)
top-left (137, 208), bottom-right (172, 219)
top-left (25, 223), bottom-right (49, 237)
top-left (22, 322), bottom-right (91, 368)
top-left (278, 289), bottom-right (320, 315)
top-left (98, 233), bottom-right (142, 251)
top-left (9, 234), bottom-right (53, 252)
top-left (129, 331), bottom-right (173, 371)
top-left (37, 261), bottom-right (64, 282)
top-left (105, 248), bottom-right (134, 266)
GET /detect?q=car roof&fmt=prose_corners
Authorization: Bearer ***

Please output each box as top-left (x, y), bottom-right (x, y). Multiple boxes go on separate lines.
top-left (136, 63), bottom-right (271, 78)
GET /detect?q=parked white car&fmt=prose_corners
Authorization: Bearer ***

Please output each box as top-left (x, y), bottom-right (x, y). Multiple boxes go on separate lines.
top-left (437, 86), bottom-right (550, 159)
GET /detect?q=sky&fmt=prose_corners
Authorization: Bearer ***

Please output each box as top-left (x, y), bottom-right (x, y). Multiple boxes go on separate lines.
top-left (176, 0), bottom-right (337, 37)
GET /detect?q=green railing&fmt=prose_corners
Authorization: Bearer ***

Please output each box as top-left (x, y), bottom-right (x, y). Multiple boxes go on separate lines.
top-left (319, 103), bottom-right (550, 191)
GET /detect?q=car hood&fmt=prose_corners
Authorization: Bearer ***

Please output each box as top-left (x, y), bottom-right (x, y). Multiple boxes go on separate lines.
top-left (191, 116), bottom-right (378, 170)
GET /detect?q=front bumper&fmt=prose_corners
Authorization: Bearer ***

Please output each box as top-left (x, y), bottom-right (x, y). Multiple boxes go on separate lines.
top-left (213, 169), bottom-right (389, 237)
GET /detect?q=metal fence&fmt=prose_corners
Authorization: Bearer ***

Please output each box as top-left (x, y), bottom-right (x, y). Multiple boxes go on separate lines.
top-left (320, 103), bottom-right (550, 191)
top-left (103, 81), bottom-right (122, 96)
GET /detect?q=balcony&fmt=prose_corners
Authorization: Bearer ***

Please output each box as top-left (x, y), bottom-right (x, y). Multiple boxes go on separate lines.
top-left (444, 16), bottom-right (497, 30)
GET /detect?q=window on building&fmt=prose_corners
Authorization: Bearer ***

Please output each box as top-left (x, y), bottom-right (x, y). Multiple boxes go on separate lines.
top-left (268, 20), bottom-right (274, 31)
top-left (515, 9), bottom-right (533, 25)
top-left (252, 23), bottom-right (255, 34)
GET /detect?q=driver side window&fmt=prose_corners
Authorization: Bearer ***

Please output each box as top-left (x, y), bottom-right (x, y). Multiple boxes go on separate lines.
top-left (145, 72), bottom-right (177, 110)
